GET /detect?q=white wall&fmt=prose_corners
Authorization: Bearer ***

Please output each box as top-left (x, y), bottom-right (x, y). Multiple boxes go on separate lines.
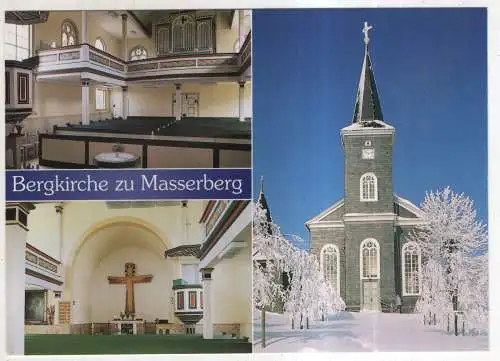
top-left (212, 245), bottom-right (252, 338)
top-left (90, 246), bottom-right (173, 322)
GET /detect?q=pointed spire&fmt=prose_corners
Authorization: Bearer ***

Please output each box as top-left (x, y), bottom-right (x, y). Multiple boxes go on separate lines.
top-left (352, 22), bottom-right (384, 124)
top-left (257, 176), bottom-right (272, 223)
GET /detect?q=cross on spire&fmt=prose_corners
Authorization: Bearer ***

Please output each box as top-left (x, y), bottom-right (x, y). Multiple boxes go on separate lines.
top-left (351, 21), bottom-right (384, 123)
top-left (362, 21), bottom-right (373, 46)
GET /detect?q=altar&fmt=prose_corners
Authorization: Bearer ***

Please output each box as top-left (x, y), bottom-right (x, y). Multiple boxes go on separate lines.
top-left (94, 152), bottom-right (139, 168)
top-left (111, 320), bottom-right (145, 335)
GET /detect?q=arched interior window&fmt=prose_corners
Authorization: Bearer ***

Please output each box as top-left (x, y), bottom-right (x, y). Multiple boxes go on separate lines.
top-left (129, 46), bottom-right (148, 61)
top-left (360, 173), bottom-right (378, 201)
top-left (320, 244), bottom-right (340, 294)
top-left (94, 38), bottom-right (106, 51)
top-left (61, 20), bottom-right (78, 47)
top-left (402, 242), bottom-right (421, 296)
top-left (172, 15), bottom-right (196, 53)
top-left (360, 238), bottom-right (379, 279)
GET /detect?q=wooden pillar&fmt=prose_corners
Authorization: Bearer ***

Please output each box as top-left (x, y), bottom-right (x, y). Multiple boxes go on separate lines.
top-left (238, 81), bottom-right (245, 122)
top-left (239, 10), bottom-right (245, 49)
top-left (121, 86), bottom-right (128, 119)
top-left (175, 83), bottom-right (182, 121)
top-left (201, 268), bottom-right (214, 339)
top-left (55, 203), bottom-right (64, 262)
top-left (121, 14), bottom-right (128, 60)
top-left (81, 11), bottom-right (87, 44)
top-left (81, 79), bottom-right (90, 125)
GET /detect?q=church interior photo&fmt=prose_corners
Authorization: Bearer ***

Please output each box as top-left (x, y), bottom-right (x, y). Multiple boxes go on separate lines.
top-left (5, 10), bottom-right (252, 169)
top-left (5, 199), bottom-right (252, 354)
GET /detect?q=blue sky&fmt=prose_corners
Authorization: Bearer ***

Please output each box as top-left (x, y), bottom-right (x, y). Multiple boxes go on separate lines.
top-left (252, 8), bottom-right (487, 244)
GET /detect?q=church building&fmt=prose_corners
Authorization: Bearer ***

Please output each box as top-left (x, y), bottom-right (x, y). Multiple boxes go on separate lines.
top-left (305, 23), bottom-right (426, 313)
top-left (5, 10), bottom-right (251, 169)
top-left (5, 200), bottom-right (251, 354)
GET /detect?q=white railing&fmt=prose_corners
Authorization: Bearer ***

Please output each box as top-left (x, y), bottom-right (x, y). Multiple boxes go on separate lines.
top-left (36, 42), bottom-right (250, 81)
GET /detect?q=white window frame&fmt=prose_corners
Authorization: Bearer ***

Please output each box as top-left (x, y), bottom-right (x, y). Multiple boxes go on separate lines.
top-left (360, 172), bottom-right (378, 202)
top-left (94, 37), bottom-right (106, 52)
top-left (61, 19), bottom-right (78, 47)
top-left (129, 45), bottom-right (148, 60)
top-left (4, 23), bottom-right (32, 61)
top-left (320, 244), bottom-right (340, 295)
top-left (360, 238), bottom-right (380, 279)
top-left (95, 88), bottom-right (107, 110)
top-left (401, 241), bottom-right (422, 296)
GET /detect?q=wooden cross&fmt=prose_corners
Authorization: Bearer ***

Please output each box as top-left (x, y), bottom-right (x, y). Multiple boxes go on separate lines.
top-left (108, 262), bottom-right (153, 317)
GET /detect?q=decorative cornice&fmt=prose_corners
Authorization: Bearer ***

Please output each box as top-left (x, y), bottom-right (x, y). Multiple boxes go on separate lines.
top-left (343, 213), bottom-right (396, 223)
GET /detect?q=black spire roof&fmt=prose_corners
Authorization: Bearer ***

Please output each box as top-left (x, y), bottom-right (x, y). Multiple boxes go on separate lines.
top-left (256, 176), bottom-right (272, 224)
top-left (352, 23), bottom-right (384, 124)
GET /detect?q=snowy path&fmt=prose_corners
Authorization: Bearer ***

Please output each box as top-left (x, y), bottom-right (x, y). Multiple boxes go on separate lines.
top-left (253, 311), bottom-right (488, 352)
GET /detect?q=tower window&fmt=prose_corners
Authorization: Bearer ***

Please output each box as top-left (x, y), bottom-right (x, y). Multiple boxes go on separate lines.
top-left (320, 244), bottom-right (340, 294)
top-left (360, 238), bottom-right (380, 279)
top-left (402, 242), bottom-right (421, 296)
top-left (360, 173), bottom-right (378, 201)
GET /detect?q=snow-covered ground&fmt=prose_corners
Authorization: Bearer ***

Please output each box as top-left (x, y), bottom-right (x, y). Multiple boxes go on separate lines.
top-left (253, 310), bottom-right (488, 352)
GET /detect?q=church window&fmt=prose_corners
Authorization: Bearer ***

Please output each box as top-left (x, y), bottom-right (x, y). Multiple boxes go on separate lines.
top-left (364, 140), bottom-right (372, 147)
top-left (176, 291), bottom-right (185, 310)
top-left (95, 88), bottom-right (107, 110)
top-left (94, 38), bottom-right (106, 51)
top-left (188, 291), bottom-right (197, 309)
top-left (320, 244), bottom-right (340, 294)
top-left (172, 15), bottom-right (196, 53)
top-left (360, 173), bottom-right (378, 201)
top-left (129, 46), bottom-right (148, 61)
top-left (197, 19), bottom-right (212, 51)
top-left (402, 242), bottom-right (421, 296)
top-left (61, 20), bottom-right (78, 47)
top-left (360, 238), bottom-right (379, 279)
top-left (4, 23), bottom-right (31, 61)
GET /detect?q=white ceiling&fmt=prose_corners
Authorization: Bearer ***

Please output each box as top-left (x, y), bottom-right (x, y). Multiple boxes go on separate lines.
top-left (89, 11), bottom-right (147, 40)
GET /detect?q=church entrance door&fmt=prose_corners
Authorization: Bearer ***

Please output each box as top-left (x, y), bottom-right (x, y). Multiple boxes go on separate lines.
top-left (172, 93), bottom-right (199, 117)
top-left (362, 280), bottom-right (380, 312)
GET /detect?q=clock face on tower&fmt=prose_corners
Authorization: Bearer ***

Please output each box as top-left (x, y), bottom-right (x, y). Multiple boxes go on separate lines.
top-left (362, 148), bottom-right (375, 159)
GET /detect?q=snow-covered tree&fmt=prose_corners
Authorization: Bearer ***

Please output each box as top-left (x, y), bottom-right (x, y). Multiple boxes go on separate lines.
top-left (408, 187), bottom-right (488, 335)
top-left (253, 200), bottom-right (345, 339)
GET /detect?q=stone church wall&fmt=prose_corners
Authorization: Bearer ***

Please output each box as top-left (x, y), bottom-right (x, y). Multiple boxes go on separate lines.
top-left (310, 227), bottom-right (346, 300)
top-left (344, 221), bottom-right (396, 311)
top-left (344, 134), bottom-right (394, 214)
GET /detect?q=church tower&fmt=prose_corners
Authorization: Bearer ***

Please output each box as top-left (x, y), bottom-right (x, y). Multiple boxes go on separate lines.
top-left (307, 22), bottom-right (425, 313)
top-left (340, 22), bottom-right (396, 311)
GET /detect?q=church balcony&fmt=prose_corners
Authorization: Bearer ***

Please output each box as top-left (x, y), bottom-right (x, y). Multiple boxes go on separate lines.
top-left (172, 281), bottom-right (203, 325)
top-left (35, 33), bottom-right (251, 84)
top-left (25, 243), bottom-right (63, 292)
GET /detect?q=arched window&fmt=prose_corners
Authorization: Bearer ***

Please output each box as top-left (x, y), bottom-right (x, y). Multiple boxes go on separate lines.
top-left (360, 238), bottom-right (379, 279)
top-left (402, 242), bottom-right (421, 296)
top-left (320, 244), bottom-right (340, 294)
top-left (94, 38), bottom-right (106, 51)
top-left (172, 15), bottom-right (196, 53)
top-left (129, 46), bottom-right (148, 61)
top-left (360, 172), bottom-right (378, 201)
top-left (61, 20), bottom-right (78, 47)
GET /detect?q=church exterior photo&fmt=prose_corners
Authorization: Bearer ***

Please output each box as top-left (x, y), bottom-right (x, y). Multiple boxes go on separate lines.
top-left (5, 10), bottom-right (252, 169)
top-left (307, 24), bottom-right (426, 313)
top-left (5, 200), bottom-right (252, 354)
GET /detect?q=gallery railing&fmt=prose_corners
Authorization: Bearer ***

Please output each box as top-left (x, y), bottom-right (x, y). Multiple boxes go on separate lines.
top-left (36, 37), bottom-right (251, 81)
